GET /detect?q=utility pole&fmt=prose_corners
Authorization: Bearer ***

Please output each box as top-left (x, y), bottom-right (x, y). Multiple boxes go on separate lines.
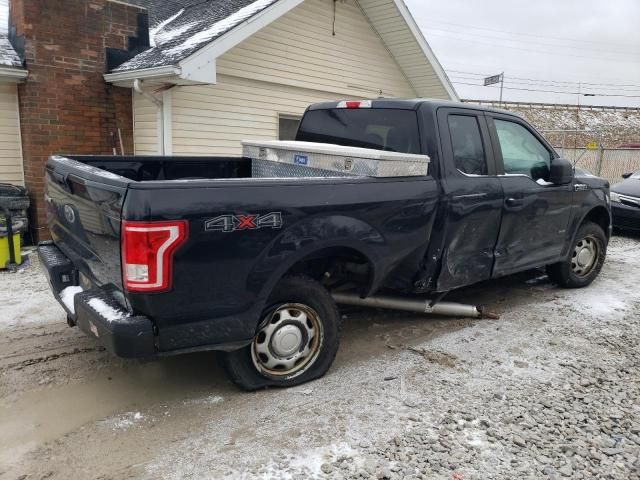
top-left (575, 82), bottom-right (581, 152)
top-left (499, 72), bottom-right (504, 108)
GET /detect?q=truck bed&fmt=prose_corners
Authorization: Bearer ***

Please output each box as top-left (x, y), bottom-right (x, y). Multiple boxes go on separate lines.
top-left (44, 154), bottom-right (440, 354)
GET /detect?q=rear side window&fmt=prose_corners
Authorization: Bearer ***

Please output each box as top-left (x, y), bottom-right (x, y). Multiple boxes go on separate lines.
top-left (296, 109), bottom-right (421, 154)
top-left (447, 115), bottom-right (488, 176)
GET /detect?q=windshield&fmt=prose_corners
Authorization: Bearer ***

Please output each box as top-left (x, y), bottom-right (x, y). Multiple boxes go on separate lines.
top-left (296, 108), bottom-right (421, 154)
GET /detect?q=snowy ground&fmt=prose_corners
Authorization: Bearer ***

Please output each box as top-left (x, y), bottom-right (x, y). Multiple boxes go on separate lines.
top-left (0, 235), bottom-right (638, 479)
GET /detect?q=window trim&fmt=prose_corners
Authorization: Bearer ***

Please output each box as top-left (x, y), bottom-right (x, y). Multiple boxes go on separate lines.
top-left (446, 113), bottom-right (491, 177)
top-left (486, 113), bottom-right (558, 179)
top-left (436, 107), bottom-right (497, 178)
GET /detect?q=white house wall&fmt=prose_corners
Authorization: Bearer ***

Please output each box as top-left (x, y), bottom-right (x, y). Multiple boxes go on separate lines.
top-left (0, 82), bottom-right (24, 185)
top-left (357, 0), bottom-right (453, 99)
top-left (133, 90), bottom-right (161, 155)
top-left (163, 0), bottom-right (419, 156)
top-left (215, 0), bottom-right (417, 98)
top-left (170, 74), bottom-right (354, 155)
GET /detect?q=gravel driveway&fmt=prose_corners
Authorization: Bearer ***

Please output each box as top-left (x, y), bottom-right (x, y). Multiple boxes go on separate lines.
top-left (0, 235), bottom-right (638, 480)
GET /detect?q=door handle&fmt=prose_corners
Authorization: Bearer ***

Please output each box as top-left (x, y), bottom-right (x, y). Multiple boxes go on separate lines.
top-left (505, 197), bottom-right (523, 208)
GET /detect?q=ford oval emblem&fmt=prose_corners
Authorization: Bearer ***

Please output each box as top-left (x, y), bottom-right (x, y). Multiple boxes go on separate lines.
top-left (64, 205), bottom-right (76, 223)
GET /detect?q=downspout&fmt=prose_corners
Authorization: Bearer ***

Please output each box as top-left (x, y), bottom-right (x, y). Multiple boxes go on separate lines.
top-left (133, 79), bottom-right (165, 155)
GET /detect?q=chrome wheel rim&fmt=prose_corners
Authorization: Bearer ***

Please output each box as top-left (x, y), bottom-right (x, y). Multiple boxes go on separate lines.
top-left (571, 235), bottom-right (599, 277)
top-left (251, 303), bottom-right (323, 378)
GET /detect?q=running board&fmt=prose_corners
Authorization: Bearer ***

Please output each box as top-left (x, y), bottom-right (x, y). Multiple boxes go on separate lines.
top-left (332, 292), bottom-right (498, 319)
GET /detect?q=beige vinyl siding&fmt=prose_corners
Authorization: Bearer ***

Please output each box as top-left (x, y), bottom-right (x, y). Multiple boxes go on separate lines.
top-left (170, 0), bottom-right (419, 156)
top-left (0, 83), bottom-right (24, 185)
top-left (171, 75), bottom-right (350, 155)
top-left (133, 91), bottom-right (160, 155)
top-left (216, 0), bottom-right (417, 98)
top-left (357, 0), bottom-right (450, 98)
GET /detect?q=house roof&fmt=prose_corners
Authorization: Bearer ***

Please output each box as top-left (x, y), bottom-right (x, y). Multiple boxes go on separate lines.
top-left (107, 0), bottom-right (457, 100)
top-left (0, 36), bottom-right (21, 68)
top-left (114, 0), bottom-right (279, 73)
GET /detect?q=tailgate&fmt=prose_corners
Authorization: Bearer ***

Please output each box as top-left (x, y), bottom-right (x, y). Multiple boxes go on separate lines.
top-left (44, 156), bottom-right (130, 288)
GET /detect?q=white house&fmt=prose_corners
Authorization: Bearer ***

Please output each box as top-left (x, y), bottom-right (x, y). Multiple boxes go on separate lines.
top-left (105, 0), bottom-right (457, 156)
top-left (0, 0), bottom-right (27, 185)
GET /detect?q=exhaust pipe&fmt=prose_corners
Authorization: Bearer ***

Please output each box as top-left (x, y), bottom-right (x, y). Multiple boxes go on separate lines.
top-left (332, 292), bottom-right (493, 319)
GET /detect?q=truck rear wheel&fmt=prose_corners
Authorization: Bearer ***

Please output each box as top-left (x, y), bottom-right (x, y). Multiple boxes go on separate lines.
top-left (546, 221), bottom-right (607, 288)
top-left (222, 275), bottom-right (341, 391)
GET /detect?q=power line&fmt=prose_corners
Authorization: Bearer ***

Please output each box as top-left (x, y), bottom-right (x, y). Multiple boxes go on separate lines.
top-left (422, 18), bottom-right (640, 49)
top-left (447, 69), bottom-right (640, 89)
top-left (426, 32), bottom-right (636, 62)
top-left (427, 27), bottom-right (637, 57)
top-left (448, 74), bottom-right (640, 93)
top-left (451, 81), bottom-right (640, 98)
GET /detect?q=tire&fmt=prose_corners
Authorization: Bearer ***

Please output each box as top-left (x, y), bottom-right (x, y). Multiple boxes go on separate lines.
top-left (221, 275), bottom-right (341, 391)
top-left (546, 221), bottom-right (607, 288)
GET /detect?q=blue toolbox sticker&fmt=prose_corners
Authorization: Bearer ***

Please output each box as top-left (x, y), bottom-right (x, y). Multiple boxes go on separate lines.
top-left (294, 154), bottom-right (309, 166)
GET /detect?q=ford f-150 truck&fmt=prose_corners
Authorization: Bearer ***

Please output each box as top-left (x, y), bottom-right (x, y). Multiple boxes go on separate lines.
top-left (38, 99), bottom-right (611, 390)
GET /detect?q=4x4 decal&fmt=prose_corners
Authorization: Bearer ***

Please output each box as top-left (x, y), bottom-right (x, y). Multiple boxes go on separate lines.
top-left (205, 212), bottom-right (283, 232)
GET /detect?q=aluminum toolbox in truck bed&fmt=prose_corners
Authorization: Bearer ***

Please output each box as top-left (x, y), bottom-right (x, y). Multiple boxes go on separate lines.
top-left (243, 140), bottom-right (430, 178)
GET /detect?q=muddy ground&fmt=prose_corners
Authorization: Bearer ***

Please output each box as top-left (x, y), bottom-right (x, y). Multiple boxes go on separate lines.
top-left (0, 235), bottom-right (638, 479)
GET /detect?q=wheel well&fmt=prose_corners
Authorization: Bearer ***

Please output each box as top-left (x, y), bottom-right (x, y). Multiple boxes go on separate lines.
top-left (583, 206), bottom-right (611, 238)
top-left (283, 247), bottom-right (374, 294)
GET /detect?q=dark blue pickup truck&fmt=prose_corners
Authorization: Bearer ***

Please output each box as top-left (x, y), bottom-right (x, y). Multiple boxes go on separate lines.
top-left (39, 99), bottom-right (611, 390)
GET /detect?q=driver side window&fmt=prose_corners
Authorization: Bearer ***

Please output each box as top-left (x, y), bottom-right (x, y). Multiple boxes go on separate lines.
top-left (494, 119), bottom-right (552, 181)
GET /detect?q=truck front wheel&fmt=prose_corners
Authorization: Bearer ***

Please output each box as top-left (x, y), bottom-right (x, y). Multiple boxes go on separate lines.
top-left (221, 275), bottom-right (341, 391)
top-left (546, 221), bottom-right (607, 288)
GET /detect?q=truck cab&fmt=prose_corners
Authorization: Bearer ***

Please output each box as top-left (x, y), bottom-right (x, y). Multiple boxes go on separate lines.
top-left (38, 99), bottom-right (611, 390)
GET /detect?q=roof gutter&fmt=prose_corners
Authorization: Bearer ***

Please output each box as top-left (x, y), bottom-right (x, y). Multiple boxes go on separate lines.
top-left (103, 65), bottom-right (181, 84)
top-left (0, 66), bottom-right (28, 82)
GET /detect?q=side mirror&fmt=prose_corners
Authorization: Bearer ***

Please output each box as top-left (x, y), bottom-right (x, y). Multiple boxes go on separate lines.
top-left (549, 157), bottom-right (574, 185)
top-left (622, 172), bottom-right (632, 179)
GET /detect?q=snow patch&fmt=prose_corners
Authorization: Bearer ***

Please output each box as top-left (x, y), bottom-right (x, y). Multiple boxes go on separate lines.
top-left (0, 36), bottom-right (22, 67)
top-left (100, 411), bottom-right (145, 430)
top-left (165, 0), bottom-right (278, 56)
top-left (183, 395), bottom-right (224, 406)
top-left (154, 21), bottom-right (196, 47)
top-left (257, 442), bottom-right (360, 479)
top-left (536, 178), bottom-right (555, 186)
top-left (87, 297), bottom-right (124, 322)
top-left (59, 286), bottom-right (83, 314)
top-left (149, 8), bottom-right (185, 47)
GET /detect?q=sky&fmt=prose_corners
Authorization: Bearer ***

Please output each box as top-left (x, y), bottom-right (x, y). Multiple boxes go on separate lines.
top-left (404, 0), bottom-right (640, 108)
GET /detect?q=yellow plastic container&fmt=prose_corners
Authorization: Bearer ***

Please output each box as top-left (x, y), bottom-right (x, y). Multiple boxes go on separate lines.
top-left (0, 232), bottom-right (21, 269)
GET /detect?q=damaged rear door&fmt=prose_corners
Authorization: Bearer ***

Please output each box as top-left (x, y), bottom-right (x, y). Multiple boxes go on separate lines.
top-left (435, 108), bottom-right (504, 291)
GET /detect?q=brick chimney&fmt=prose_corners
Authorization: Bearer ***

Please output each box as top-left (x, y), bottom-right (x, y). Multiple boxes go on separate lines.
top-left (9, 0), bottom-right (148, 241)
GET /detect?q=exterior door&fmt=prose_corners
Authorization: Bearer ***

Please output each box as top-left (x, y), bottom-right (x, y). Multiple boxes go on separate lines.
top-left (436, 108), bottom-right (504, 291)
top-left (487, 114), bottom-right (574, 276)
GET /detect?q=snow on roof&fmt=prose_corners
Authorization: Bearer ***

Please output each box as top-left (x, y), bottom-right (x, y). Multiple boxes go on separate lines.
top-left (114, 0), bottom-right (278, 73)
top-left (0, 36), bottom-right (22, 68)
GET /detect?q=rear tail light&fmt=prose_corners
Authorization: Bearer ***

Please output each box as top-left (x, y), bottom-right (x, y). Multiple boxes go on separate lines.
top-left (121, 220), bottom-right (188, 292)
top-left (337, 100), bottom-right (372, 109)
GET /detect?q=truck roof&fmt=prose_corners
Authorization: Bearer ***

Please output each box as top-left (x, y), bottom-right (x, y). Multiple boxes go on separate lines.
top-left (307, 98), bottom-right (519, 117)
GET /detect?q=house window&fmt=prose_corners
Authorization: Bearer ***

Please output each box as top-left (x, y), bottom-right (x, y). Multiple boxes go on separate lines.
top-left (278, 115), bottom-right (301, 141)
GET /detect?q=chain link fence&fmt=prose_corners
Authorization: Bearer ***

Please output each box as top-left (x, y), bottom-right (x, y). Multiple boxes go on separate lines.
top-left (555, 148), bottom-right (640, 184)
top-left (538, 129), bottom-right (640, 184)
